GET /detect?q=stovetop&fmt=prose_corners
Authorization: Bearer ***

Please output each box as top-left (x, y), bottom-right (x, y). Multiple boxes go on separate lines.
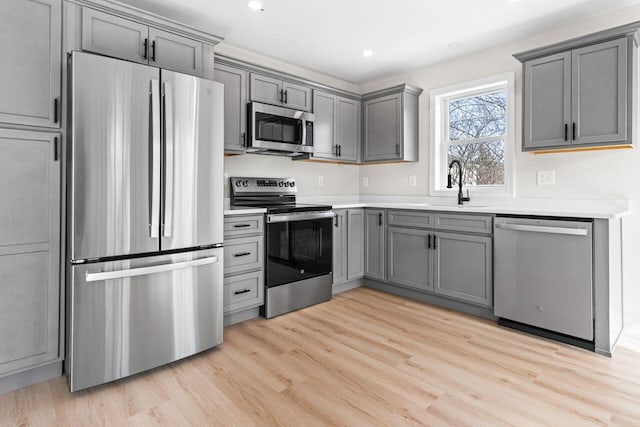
top-left (230, 177), bottom-right (332, 214)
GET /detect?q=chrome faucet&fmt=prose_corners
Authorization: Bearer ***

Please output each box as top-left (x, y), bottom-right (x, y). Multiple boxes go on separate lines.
top-left (447, 160), bottom-right (471, 205)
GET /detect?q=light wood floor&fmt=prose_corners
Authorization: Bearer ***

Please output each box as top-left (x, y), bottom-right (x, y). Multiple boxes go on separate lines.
top-left (2, 287), bottom-right (640, 426)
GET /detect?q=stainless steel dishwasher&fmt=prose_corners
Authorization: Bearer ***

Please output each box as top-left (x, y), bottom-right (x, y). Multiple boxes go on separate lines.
top-left (494, 216), bottom-right (593, 342)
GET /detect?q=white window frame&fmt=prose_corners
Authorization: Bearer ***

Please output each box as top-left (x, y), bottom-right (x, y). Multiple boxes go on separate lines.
top-left (429, 72), bottom-right (515, 198)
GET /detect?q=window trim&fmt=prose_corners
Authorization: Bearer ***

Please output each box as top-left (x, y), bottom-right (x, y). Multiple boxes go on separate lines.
top-left (429, 72), bottom-right (516, 198)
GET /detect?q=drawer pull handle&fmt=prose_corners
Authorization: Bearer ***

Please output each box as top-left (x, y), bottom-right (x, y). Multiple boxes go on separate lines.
top-left (234, 289), bottom-right (251, 295)
top-left (233, 252), bottom-right (252, 257)
top-left (233, 224), bottom-right (251, 228)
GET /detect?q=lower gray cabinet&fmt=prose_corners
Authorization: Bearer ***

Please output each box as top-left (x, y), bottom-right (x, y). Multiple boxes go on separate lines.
top-left (332, 209), bottom-right (364, 286)
top-left (388, 227), bottom-right (431, 291)
top-left (433, 232), bottom-right (493, 307)
top-left (364, 209), bottom-right (386, 281)
top-left (0, 129), bottom-right (61, 376)
top-left (223, 214), bottom-right (265, 320)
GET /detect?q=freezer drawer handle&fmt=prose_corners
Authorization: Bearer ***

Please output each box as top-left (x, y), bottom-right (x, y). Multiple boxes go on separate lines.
top-left (495, 223), bottom-right (588, 236)
top-left (85, 256), bottom-right (219, 282)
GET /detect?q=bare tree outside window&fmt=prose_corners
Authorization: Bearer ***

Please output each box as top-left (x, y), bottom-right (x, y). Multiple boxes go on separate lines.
top-left (446, 90), bottom-right (506, 186)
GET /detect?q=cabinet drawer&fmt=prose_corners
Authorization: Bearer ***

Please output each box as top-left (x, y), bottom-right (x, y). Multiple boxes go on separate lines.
top-left (434, 214), bottom-right (492, 234)
top-left (224, 215), bottom-right (264, 238)
top-left (224, 270), bottom-right (264, 313)
top-left (224, 236), bottom-right (264, 275)
top-left (388, 210), bottom-right (434, 228)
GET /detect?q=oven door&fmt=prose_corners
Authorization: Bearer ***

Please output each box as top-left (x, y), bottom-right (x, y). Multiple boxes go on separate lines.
top-left (266, 211), bottom-right (334, 288)
top-left (248, 102), bottom-right (314, 153)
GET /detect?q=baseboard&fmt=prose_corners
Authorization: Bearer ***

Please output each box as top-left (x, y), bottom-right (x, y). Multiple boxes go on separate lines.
top-left (364, 279), bottom-right (497, 321)
top-left (0, 362), bottom-right (62, 395)
top-left (224, 306), bottom-right (261, 327)
top-left (332, 278), bottom-right (363, 295)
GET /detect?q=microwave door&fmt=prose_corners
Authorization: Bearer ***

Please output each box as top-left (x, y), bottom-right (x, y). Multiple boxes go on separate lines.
top-left (160, 70), bottom-right (224, 251)
top-left (70, 52), bottom-right (161, 261)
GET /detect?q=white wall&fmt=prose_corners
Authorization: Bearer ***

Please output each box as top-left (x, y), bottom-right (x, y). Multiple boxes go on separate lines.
top-left (358, 5), bottom-right (640, 313)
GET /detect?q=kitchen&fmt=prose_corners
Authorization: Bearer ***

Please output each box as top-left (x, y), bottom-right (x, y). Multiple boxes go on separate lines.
top-left (2, 2), bottom-right (640, 424)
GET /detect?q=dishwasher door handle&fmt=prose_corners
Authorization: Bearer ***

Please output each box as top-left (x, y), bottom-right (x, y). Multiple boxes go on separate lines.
top-left (495, 223), bottom-right (588, 236)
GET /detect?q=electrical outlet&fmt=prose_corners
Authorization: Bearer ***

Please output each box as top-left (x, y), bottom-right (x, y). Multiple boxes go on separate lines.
top-left (537, 170), bottom-right (555, 186)
top-left (409, 175), bottom-right (417, 187)
top-left (224, 173), bottom-right (229, 185)
top-left (362, 176), bottom-right (369, 187)
top-left (318, 176), bottom-right (324, 187)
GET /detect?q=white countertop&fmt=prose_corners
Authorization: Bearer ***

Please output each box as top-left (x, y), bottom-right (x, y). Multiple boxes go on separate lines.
top-left (224, 196), bottom-right (630, 219)
top-left (300, 196), bottom-right (631, 219)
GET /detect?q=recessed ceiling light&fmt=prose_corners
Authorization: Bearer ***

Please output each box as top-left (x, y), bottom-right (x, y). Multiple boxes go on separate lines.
top-left (248, 1), bottom-right (263, 11)
top-left (362, 49), bottom-right (374, 57)
top-left (448, 42), bottom-right (461, 49)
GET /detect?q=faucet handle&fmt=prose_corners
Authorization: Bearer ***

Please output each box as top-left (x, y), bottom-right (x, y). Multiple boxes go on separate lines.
top-left (463, 189), bottom-right (471, 202)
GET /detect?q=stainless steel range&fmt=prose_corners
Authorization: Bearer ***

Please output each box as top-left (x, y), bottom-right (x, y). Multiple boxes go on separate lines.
top-left (231, 177), bottom-right (333, 318)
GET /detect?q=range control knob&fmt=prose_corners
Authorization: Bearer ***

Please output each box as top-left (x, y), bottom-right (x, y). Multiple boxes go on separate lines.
top-left (235, 181), bottom-right (242, 187)
top-left (242, 180), bottom-right (249, 187)
top-left (289, 180), bottom-right (295, 188)
top-left (279, 182), bottom-right (284, 187)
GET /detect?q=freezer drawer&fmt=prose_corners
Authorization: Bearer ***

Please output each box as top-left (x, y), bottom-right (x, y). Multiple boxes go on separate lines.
top-left (67, 248), bottom-right (223, 392)
top-left (494, 217), bottom-right (593, 341)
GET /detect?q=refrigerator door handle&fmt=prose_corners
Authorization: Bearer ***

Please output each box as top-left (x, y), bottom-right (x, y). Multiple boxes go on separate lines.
top-left (162, 80), bottom-right (174, 238)
top-left (85, 255), bottom-right (219, 282)
top-left (150, 79), bottom-right (161, 238)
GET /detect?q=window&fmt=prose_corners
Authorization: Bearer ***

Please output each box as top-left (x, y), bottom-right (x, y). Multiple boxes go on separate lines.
top-left (429, 73), bottom-right (515, 197)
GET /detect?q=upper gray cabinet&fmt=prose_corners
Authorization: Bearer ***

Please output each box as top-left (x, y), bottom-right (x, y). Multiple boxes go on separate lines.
top-left (312, 90), bottom-right (360, 162)
top-left (516, 23), bottom-right (640, 151)
top-left (0, 129), bottom-right (61, 376)
top-left (362, 84), bottom-right (422, 162)
top-left (0, 0), bottom-right (61, 128)
top-left (81, 7), bottom-right (205, 76)
top-left (214, 62), bottom-right (248, 152)
top-left (250, 73), bottom-right (312, 111)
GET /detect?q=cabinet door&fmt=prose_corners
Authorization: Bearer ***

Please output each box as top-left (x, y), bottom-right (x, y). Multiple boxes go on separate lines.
top-left (332, 210), bottom-right (347, 285)
top-left (312, 91), bottom-right (337, 159)
top-left (82, 7), bottom-right (149, 65)
top-left (215, 63), bottom-right (248, 152)
top-left (432, 232), bottom-right (492, 307)
top-left (282, 81), bottom-right (312, 112)
top-left (336, 97), bottom-right (360, 162)
top-left (388, 227), bottom-right (431, 291)
top-left (363, 93), bottom-right (402, 161)
top-left (572, 38), bottom-right (628, 145)
top-left (0, 0), bottom-right (61, 128)
top-left (250, 73), bottom-right (283, 106)
top-left (346, 209), bottom-right (365, 280)
top-left (523, 52), bottom-right (571, 150)
top-left (0, 130), bottom-right (60, 375)
top-left (364, 209), bottom-right (386, 281)
top-left (149, 28), bottom-right (202, 76)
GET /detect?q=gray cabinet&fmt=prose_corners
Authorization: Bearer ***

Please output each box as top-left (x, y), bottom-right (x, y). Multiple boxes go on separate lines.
top-left (214, 63), bottom-right (248, 152)
top-left (432, 232), bottom-right (493, 307)
top-left (362, 84), bottom-right (422, 162)
top-left (149, 27), bottom-right (203, 76)
top-left (223, 215), bottom-right (265, 322)
top-left (388, 227), bottom-right (431, 291)
top-left (517, 23), bottom-right (639, 151)
top-left (364, 209), bottom-right (386, 281)
top-left (250, 73), bottom-right (312, 111)
top-left (333, 209), bottom-right (364, 287)
top-left (81, 7), bottom-right (203, 76)
top-left (0, 0), bottom-right (61, 128)
top-left (385, 210), bottom-right (493, 308)
top-left (0, 129), bottom-right (61, 376)
top-left (312, 90), bottom-right (360, 162)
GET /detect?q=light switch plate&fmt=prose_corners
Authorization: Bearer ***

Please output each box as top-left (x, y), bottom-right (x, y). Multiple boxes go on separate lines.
top-left (537, 170), bottom-right (555, 186)
top-left (362, 176), bottom-right (369, 187)
top-left (318, 176), bottom-right (324, 187)
top-left (409, 175), bottom-right (417, 187)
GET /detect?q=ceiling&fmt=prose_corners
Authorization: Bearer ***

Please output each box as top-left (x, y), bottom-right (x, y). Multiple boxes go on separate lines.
top-left (121, 0), bottom-right (640, 84)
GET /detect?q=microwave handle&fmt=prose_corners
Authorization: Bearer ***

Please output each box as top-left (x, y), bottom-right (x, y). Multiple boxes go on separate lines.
top-left (301, 120), bottom-right (307, 146)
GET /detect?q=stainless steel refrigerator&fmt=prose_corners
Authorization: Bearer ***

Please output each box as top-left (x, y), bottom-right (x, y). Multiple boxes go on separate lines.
top-left (66, 51), bottom-right (224, 392)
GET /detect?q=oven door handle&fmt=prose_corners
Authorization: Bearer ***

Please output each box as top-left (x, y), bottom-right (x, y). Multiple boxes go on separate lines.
top-left (267, 211), bottom-right (334, 223)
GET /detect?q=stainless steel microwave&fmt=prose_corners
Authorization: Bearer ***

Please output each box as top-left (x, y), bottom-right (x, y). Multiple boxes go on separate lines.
top-left (247, 102), bottom-right (314, 156)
